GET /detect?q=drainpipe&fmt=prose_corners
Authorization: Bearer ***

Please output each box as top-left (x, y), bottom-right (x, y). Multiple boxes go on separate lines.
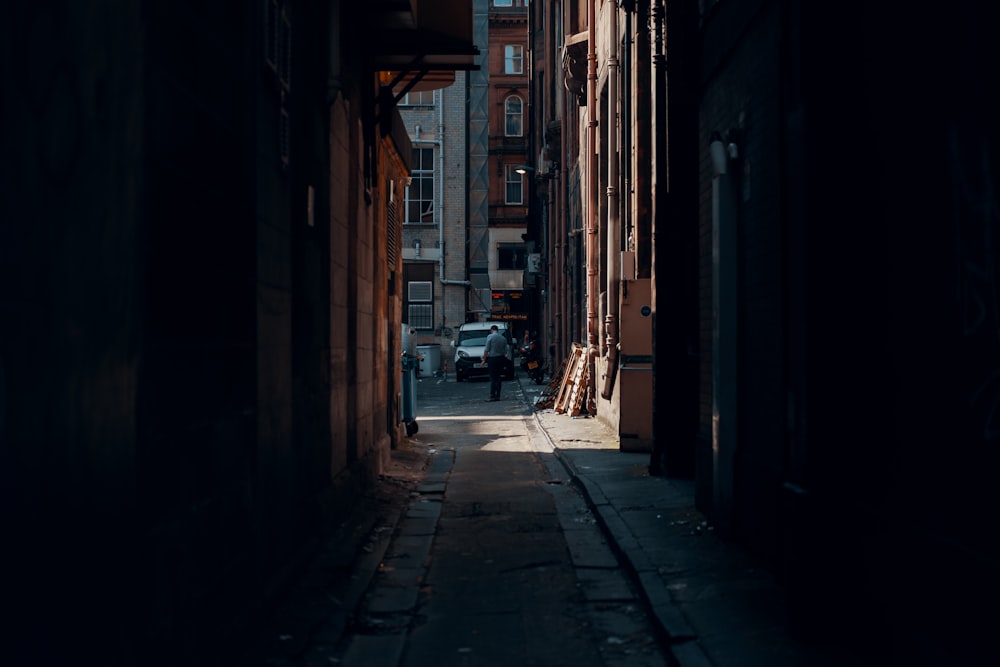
top-left (601, 2), bottom-right (620, 400)
top-left (586, 0), bottom-right (599, 356)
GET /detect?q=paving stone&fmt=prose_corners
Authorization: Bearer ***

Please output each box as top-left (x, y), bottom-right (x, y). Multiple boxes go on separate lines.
top-left (575, 566), bottom-right (636, 601)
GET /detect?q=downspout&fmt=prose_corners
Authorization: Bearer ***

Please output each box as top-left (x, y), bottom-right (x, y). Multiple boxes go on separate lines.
top-left (601, 2), bottom-right (620, 400)
top-left (437, 100), bottom-right (472, 289)
top-left (586, 0), bottom-right (599, 356)
top-left (563, 82), bottom-right (571, 355)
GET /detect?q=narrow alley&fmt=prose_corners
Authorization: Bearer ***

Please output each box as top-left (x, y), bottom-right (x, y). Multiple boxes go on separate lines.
top-left (253, 374), bottom-right (668, 666)
top-left (3, 3), bottom-right (997, 667)
top-left (249, 374), bottom-right (858, 667)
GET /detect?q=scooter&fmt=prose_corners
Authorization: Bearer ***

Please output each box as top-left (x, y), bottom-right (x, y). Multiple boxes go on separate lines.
top-left (519, 336), bottom-right (546, 385)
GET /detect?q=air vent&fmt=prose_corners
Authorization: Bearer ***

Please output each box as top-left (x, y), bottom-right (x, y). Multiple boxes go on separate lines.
top-left (387, 196), bottom-right (398, 266)
top-left (408, 281), bottom-right (433, 302)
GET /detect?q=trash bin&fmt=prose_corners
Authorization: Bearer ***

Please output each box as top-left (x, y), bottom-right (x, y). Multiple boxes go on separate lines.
top-left (416, 344), bottom-right (440, 377)
top-left (401, 353), bottom-right (419, 436)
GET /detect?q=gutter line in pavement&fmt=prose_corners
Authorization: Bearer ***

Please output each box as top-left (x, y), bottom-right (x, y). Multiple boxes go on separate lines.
top-left (516, 377), bottom-right (700, 663)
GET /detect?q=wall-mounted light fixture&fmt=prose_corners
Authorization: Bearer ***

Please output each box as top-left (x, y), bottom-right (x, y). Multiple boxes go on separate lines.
top-left (710, 128), bottom-right (742, 177)
top-left (514, 164), bottom-right (557, 180)
top-left (710, 132), bottom-right (728, 176)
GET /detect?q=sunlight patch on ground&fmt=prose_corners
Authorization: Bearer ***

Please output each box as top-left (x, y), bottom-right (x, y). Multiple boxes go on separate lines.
top-left (417, 415), bottom-right (526, 423)
top-left (479, 437), bottom-right (534, 453)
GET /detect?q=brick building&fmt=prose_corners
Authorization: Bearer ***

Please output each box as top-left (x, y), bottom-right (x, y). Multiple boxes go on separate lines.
top-left (398, 79), bottom-right (472, 359)
top-left (486, 0), bottom-right (532, 338)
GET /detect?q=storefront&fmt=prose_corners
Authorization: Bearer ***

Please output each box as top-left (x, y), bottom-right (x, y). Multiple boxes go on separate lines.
top-left (490, 290), bottom-right (532, 341)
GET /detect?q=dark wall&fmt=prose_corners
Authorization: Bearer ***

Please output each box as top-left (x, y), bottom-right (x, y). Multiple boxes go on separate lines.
top-left (1, 3), bottom-right (149, 664)
top-left (849, 5), bottom-right (999, 664)
top-left (697, 0), bottom-right (789, 557)
top-left (138, 5), bottom-right (258, 660)
top-left (698, 1), bottom-right (999, 663)
top-left (0, 2), bottom-right (339, 665)
top-left (651, 0), bottom-right (701, 480)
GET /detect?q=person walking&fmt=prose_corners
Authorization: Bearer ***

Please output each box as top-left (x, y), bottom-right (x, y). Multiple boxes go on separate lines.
top-left (481, 324), bottom-right (508, 401)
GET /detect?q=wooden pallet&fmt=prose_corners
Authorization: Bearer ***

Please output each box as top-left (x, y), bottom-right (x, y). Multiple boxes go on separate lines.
top-left (554, 344), bottom-right (589, 416)
top-left (533, 357), bottom-right (568, 410)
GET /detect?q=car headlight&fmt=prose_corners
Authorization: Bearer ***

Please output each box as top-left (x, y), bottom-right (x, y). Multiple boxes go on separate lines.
top-left (457, 350), bottom-right (469, 359)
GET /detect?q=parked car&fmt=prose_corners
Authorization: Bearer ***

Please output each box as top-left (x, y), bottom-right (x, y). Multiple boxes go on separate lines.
top-left (451, 321), bottom-right (515, 382)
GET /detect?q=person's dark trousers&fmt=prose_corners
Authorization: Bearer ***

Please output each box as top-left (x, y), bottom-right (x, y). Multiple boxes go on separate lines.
top-left (487, 356), bottom-right (504, 398)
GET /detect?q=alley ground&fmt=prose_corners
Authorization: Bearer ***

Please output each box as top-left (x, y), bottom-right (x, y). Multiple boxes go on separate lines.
top-left (249, 371), bottom-right (668, 667)
top-left (246, 369), bottom-right (864, 667)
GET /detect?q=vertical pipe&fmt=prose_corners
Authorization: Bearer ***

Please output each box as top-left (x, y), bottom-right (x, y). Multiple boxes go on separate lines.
top-left (586, 0), bottom-right (599, 351)
top-left (559, 87), bottom-right (569, 360)
top-left (601, 2), bottom-right (620, 399)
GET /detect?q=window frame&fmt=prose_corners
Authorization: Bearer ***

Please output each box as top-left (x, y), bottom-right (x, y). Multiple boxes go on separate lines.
top-left (404, 264), bottom-right (435, 331)
top-left (504, 44), bottom-right (524, 74)
top-left (405, 147), bottom-right (436, 225)
top-left (497, 243), bottom-right (530, 271)
top-left (400, 90), bottom-right (435, 106)
top-left (505, 95), bottom-right (524, 137)
top-left (505, 165), bottom-right (524, 205)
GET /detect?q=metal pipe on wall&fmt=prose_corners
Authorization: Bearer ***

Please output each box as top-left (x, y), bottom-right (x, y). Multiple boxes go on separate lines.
top-left (586, 0), bottom-right (599, 352)
top-left (601, 1), bottom-right (620, 400)
top-left (561, 152), bottom-right (570, 353)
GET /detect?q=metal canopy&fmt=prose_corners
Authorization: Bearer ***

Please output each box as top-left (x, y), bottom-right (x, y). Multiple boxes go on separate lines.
top-left (368, 0), bottom-right (480, 92)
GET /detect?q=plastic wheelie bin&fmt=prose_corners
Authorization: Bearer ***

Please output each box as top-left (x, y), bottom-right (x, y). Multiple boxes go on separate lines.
top-left (401, 352), bottom-right (419, 436)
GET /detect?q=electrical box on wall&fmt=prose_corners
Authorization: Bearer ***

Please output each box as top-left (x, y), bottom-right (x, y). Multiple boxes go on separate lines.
top-left (527, 253), bottom-right (542, 273)
top-left (619, 278), bottom-right (653, 450)
top-left (621, 251), bottom-right (636, 281)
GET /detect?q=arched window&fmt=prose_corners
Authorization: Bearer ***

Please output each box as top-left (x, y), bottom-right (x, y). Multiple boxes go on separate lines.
top-left (505, 95), bottom-right (523, 137)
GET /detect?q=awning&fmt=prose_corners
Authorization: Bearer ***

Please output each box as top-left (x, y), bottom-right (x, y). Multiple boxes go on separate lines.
top-left (368, 0), bottom-right (480, 93)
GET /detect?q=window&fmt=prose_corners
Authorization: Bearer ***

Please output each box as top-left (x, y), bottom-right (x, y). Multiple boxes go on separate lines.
top-left (504, 45), bottom-right (523, 74)
top-left (407, 281), bottom-right (434, 329)
top-left (497, 243), bottom-right (529, 270)
top-left (493, 0), bottom-right (513, 7)
top-left (404, 263), bottom-right (435, 330)
top-left (400, 90), bottom-right (435, 106)
top-left (406, 148), bottom-right (435, 224)
top-left (505, 96), bottom-right (523, 137)
top-left (505, 165), bottom-right (524, 205)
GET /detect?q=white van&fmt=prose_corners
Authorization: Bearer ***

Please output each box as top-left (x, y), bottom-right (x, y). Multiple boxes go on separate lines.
top-left (451, 321), bottom-right (515, 382)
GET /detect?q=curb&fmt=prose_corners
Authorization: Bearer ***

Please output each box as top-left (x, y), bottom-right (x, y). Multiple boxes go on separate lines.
top-left (521, 378), bottom-right (710, 667)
